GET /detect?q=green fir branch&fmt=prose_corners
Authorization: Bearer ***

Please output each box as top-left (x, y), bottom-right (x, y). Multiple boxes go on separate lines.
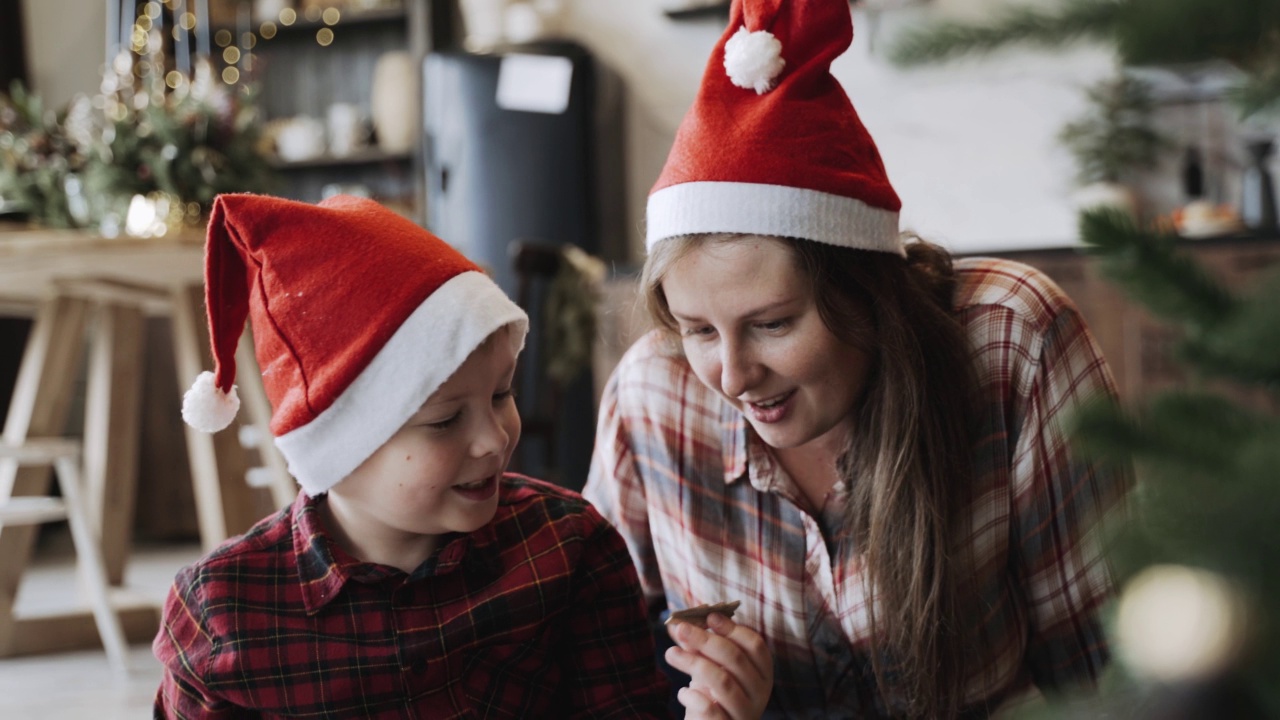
top-left (1229, 56), bottom-right (1280, 118)
top-left (1072, 391), bottom-right (1260, 476)
top-left (1077, 209), bottom-right (1236, 334)
top-left (1181, 268), bottom-right (1280, 388)
top-left (888, 0), bottom-right (1121, 67)
top-left (1058, 75), bottom-right (1167, 184)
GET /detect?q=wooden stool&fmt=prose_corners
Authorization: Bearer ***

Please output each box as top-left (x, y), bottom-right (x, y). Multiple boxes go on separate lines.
top-left (0, 439), bottom-right (128, 673)
top-left (0, 278), bottom-right (296, 661)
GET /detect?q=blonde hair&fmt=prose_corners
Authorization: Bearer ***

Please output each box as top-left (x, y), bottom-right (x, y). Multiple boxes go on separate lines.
top-left (642, 233), bottom-right (986, 718)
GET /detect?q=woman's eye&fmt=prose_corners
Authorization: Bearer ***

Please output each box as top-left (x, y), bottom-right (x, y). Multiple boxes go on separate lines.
top-left (426, 413), bottom-right (461, 430)
top-left (681, 325), bottom-right (714, 338)
top-left (756, 318), bottom-right (790, 332)
top-left (493, 388), bottom-right (515, 404)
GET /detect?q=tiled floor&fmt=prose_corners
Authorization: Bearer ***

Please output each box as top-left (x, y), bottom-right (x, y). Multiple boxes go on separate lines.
top-left (0, 535), bottom-right (202, 719)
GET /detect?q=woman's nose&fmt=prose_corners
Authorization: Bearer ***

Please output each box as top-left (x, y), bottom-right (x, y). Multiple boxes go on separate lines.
top-left (720, 342), bottom-right (761, 399)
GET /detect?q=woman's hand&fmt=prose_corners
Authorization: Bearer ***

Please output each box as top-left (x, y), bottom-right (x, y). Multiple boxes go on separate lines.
top-left (665, 613), bottom-right (773, 720)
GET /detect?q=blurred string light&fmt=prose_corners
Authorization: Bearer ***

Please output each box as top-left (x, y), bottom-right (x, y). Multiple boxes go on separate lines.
top-left (106, 0), bottom-right (351, 90)
top-left (1115, 565), bottom-right (1252, 684)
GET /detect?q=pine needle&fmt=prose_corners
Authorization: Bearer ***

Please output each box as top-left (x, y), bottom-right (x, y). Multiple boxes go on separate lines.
top-left (888, 0), bottom-right (1122, 67)
top-left (1077, 208), bottom-right (1236, 335)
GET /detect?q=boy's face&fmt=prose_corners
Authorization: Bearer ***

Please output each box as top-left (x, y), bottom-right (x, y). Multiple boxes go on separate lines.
top-left (327, 326), bottom-right (521, 551)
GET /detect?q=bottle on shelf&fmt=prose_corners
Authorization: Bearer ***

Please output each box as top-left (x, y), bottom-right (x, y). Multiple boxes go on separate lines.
top-left (1241, 138), bottom-right (1278, 233)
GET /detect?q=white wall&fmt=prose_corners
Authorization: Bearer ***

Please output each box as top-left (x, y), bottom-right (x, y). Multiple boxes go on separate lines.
top-left (21, 0), bottom-right (106, 108)
top-left (559, 0), bottom-right (1118, 257)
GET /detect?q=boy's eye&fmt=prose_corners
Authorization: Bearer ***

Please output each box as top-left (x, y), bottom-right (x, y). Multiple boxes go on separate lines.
top-left (494, 388), bottom-right (515, 403)
top-left (425, 412), bottom-right (461, 430)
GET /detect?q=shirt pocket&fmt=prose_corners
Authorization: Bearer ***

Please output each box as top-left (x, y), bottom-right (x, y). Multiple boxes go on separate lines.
top-left (460, 635), bottom-right (558, 715)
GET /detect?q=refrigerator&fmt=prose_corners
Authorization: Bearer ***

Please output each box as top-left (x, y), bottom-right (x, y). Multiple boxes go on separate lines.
top-left (423, 40), bottom-right (625, 491)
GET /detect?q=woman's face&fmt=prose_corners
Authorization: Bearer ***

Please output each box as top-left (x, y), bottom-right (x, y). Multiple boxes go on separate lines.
top-left (662, 236), bottom-right (874, 452)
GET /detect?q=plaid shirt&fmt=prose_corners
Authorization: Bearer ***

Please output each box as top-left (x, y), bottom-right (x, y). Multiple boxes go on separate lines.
top-left (584, 258), bottom-right (1132, 718)
top-left (153, 474), bottom-right (670, 719)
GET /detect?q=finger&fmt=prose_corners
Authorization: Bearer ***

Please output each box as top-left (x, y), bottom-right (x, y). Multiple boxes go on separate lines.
top-left (706, 613), bottom-right (773, 683)
top-left (665, 644), bottom-right (755, 719)
top-left (672, 615), bottom-right (771, 690)
top-left (677, 686), bottom-right (728, 720)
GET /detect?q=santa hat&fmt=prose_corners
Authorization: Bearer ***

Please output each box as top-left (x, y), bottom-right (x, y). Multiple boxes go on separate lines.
top-left (646, 0), bottom-right (903, 255)
top-left (181, 193), bottom-right (528, 496)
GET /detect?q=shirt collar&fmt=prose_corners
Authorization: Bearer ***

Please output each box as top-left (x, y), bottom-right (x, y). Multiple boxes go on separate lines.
top-left (722, 404), bottom-right (747, 485)
top-left (293, 492), bottom-right (353, 613)
top-left (720, 403), bottom-right (787, 494)
top-left (292, 492), bottom-right (485, 613)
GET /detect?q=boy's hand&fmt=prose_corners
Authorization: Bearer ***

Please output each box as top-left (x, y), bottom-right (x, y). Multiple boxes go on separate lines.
top-left (664, 612), bottom-right (772, 720)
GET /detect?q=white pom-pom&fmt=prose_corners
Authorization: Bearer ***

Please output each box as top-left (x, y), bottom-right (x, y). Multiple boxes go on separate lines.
top-left (724, 27), bottom-right (785, 94)
top-left (182, 371), bottom-right (240, 433)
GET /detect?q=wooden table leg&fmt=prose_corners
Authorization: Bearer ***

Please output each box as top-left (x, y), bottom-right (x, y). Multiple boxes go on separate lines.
top-left (234, 326), bottom-right (299, 511)
top-left (82, 302), bottom-right (146, 586)
top-left (0, 295), bottom-right (90, 656)
top-left (169, 283), bottom-right (266, 550)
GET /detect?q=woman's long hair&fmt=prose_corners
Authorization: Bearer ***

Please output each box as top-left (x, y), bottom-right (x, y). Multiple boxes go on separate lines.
top-left (642, 233), bottom-right (982, 718)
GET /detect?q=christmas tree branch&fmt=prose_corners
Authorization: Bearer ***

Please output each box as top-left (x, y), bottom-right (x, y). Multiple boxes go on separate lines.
top-left (1183, 269), bottom-right (1280, 388)
top-left (1078, 209), bottom-right (1236, 335)
top-left (888, 0), bottom-right (1121, 67)
top-left (1230, 55), bottom-right (1280, 118)
top-left (1072, 392), bottom-right (1258, 476)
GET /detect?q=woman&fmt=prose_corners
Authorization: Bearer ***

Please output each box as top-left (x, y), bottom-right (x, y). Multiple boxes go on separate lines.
top-left (583, 0), bottom-right (1131, 717)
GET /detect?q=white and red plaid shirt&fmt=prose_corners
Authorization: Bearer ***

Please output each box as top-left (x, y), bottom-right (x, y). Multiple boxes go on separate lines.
top-left (584, 257), bottom-right (1132, 718)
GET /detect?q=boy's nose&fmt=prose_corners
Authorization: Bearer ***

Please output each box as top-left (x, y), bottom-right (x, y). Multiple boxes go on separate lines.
top-left (471, 408), bottom-right (511, 459)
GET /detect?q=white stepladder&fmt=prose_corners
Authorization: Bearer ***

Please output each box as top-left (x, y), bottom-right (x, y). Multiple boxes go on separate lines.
top-left (0, 438), bottom-right (129, 674)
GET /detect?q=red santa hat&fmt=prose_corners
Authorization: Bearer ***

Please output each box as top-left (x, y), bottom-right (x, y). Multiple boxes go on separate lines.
top-left (181, 193), bottom-right (528, 497)
top-left (647, 0), bottom-right (903, 255)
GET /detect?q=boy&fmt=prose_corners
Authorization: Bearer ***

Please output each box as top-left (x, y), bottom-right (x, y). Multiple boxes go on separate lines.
top-left (154, 193), bottom-right (670, 718)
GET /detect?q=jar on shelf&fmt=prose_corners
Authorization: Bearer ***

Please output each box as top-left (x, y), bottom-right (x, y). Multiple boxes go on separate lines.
top-left (370, 50), bottom-right (418, 155)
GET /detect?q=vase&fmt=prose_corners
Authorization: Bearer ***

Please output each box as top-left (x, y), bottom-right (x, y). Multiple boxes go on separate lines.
top-left (459, 0), bottom-right (508, 50)
top-left (1240, 139), bottom-right (1278, 233)
top-left (370, 51), bottom-right (418, 155)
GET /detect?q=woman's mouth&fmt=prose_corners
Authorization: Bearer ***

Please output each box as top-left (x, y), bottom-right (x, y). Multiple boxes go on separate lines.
top-left (744, 390), bottom-right (795, 424)
top-left (451, 473), bottom-right (499, 501)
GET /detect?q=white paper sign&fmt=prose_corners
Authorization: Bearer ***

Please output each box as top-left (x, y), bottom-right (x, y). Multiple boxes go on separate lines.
top-left (495, 54), bottom-right (574, 115)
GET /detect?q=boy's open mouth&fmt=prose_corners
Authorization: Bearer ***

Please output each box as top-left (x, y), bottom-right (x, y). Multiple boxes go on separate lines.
top-left (451, 473), bottom-right (499, 501)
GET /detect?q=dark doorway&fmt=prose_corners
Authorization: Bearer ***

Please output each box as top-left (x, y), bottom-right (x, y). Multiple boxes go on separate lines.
top-left (1, 0), bottom-right (28, 90)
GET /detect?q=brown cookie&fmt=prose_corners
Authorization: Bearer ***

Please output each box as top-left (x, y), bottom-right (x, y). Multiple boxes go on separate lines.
top-left (664, 601), bottom-right (741, 629)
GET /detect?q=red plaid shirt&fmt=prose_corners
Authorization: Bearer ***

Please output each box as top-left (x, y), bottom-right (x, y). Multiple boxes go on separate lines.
top-left (584, 258), bottom-right (1132, 717)
top-left (153, 474), bottom-right (670, 719)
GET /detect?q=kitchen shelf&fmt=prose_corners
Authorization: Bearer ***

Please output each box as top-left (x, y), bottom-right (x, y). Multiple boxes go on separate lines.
top-left (663, 1), bottom-right (731, 20)
top-left (217, 6), bottom-right (408, 35)
top-left (269, 148), bottom-right (412, 170)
